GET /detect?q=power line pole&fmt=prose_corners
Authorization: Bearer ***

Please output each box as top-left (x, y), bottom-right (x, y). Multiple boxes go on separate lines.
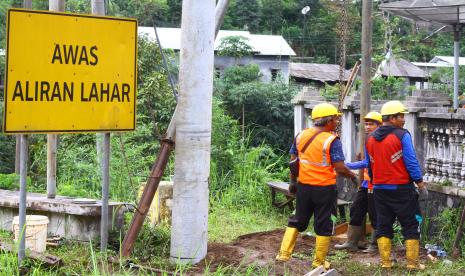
top-left (121, 0), bottom-right (231, 258)
top-left (360, 0), bottom-right (372, 153)
top-left (170, 0), bottom-right (215, 264)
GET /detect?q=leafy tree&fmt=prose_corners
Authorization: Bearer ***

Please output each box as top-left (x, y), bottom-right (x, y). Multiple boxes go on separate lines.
top-left (260, 0), bottom-right (284, 34)
top-left (0, 104), bottom-right (15, 174)
top-left (220, 80), bottom-right (297, 151)
top-left (215, 64), bottom-right (261, 93)
top-left (217, 36), bottom-right (254, 61)
top-left (166, 0), bottom-right (181, 26)
top-left (66, 0), bottom-right (91, 13)
top-left (230, 0), bottom-right (261, 32)
top-left (108, 0), bottom-right (168, 26)
top-left (215, 65), bottom-right (297, 151)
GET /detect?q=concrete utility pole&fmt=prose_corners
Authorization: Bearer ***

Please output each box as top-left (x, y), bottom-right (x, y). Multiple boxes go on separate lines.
top-left (121, 0), bottom-right (230, 257)
top-left (360, 0), bottom-right (372, 154)
top-left (170, 0), bottom-right (215, 264)
top-left (46, 0), bottom-right (65, 199)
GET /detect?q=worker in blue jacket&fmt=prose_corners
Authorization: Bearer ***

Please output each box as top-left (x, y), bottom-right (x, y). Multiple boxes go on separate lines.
top-left (365, 101), bottom-right (427, 271)
top-left (334, 111), bottom-right (381, 253)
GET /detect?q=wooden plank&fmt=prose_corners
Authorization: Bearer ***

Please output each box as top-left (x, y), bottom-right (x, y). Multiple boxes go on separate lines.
top-left (304, 265), bottom-right (325, 276)
top-left (267, 182), bottom-right (291, 193)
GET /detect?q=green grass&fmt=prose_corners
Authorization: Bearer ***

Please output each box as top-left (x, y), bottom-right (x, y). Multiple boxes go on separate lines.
top-left (209, 205), bottom-right (287, 243)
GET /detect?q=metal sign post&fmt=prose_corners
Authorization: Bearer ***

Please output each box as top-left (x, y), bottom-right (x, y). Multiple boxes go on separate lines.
top-left (91, 0), bottom-right (110, 252)
top-left (18, 134), bottom-right (28, 264)
top-left (100, 133), bottom-right (110, 251)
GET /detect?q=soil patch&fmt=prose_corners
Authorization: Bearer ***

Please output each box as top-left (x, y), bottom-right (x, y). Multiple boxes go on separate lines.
top-left (194, 229), bottom-right (428, 275)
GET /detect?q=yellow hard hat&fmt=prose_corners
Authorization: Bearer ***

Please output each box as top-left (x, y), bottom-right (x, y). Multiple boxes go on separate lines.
top-left (380, 100), bottom-right (408, 116)
top-left (364, 111), bottom-right (382, 123)
top-left (311, 103), bottom-right (342, 119)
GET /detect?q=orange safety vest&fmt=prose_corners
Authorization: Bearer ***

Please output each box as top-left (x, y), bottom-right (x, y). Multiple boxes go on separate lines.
top-left (296, 128), bottom-right (338, 186)
top-left (363, 168), bottom-right (374, 189)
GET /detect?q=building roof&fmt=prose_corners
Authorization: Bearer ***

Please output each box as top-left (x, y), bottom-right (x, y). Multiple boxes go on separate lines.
top-left (379, 57), bottom-right (426, 78)
top-left (429, 56), bottom-right (465, 66)
top-left (138, 27), bottom-right (296, 56)
top-left (289, 63), bottom-right (351, 82)
top-left (380, 0), bottom-right (465, 25)
top-left (412, 62), bottom-right (452, 68)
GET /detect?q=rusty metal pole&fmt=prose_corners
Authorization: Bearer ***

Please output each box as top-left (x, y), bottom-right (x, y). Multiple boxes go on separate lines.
top-left (121, 0), bottom-right (230, 258)
top-left (121, 137), bottom-right (174, 256)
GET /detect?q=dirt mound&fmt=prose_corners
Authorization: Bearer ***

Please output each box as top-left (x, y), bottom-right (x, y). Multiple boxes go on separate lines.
top-left (194, 229), bottom-right (428, 275)
top-left (195, 229), bottom-right (314, 275)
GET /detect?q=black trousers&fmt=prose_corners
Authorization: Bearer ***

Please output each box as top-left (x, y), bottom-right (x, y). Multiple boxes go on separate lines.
top-left (374, 185), bottom-right (421, 240)
top-left (288, 183), bottom-right (337, 236)
top-left (349, 187), bottom-right (377, 229)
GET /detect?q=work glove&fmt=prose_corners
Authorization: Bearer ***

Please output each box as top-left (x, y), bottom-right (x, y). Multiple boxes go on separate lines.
top-left (418, 187), bottom-right (429, 201)
top-left (289, 178), bottom-right (297, 195)
top-left (416, 183), bottom-right (429, 201)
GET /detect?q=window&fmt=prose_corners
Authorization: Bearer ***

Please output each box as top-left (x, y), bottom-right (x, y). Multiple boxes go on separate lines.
top-left (271, 69), bottom-right (280, 81)
top-left (215, 67), bottom-right (221, 78)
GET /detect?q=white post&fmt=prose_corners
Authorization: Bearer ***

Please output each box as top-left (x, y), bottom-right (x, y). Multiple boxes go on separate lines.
top-left (92, 0), bottom-right (105, 14)
top-left (18, 135), bottom-right (28, 264)
top-left (49, 0), bottom-right (64, 11)
top-left (23, 0), bottom-right (31, 9)
top-left (293, 104), bottom-right (305, 136)
top-left (170, 0), bottom-right (215, 264)
top-left (47, 135), bottom-right (57, 198)
top-left (454, 27), bottom-right (460, 110)
top-left (46, 1), bottom-right (64, 199)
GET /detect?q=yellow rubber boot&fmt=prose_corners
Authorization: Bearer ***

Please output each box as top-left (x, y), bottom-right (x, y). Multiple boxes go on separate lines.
top-left (377, 237), bottom-right (392, 269)
top-left (406, 239), bottom-right (425, 270)
top-left (312, 235), bottom-right (331, 269)
top-left (276, 227), bottom-right (299, 261)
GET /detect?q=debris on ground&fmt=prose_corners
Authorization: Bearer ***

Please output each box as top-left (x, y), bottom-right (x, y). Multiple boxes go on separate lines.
top-left (425, 244), bottom-right (447, 257)
top-left (0, 239), bottom-right (63, 267)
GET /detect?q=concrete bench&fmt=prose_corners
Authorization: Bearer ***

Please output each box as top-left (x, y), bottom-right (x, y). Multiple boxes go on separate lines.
top-left (266, 182), bottom-right (352, 221)
top-left (0, 189), bottom-right (130, 241)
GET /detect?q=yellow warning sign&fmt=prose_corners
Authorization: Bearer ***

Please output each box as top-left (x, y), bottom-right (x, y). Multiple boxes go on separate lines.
top-left (3, 9), bottom-right (137, 133)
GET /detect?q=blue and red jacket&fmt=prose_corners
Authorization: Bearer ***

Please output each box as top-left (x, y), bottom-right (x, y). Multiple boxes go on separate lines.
top-left (365, 125), bottom-right (423, 190)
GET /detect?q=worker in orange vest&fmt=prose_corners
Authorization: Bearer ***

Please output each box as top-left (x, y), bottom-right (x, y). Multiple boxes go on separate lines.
top-left (276, 103), bottom-right (356, 269)
top-left (334, 111), bottom-right (382, 252)
top-left (365, 101), bottom-right (427, 270)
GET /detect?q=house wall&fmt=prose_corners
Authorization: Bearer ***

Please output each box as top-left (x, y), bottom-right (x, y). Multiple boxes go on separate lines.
top-left (214, 55), bottom-right (290, 83)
